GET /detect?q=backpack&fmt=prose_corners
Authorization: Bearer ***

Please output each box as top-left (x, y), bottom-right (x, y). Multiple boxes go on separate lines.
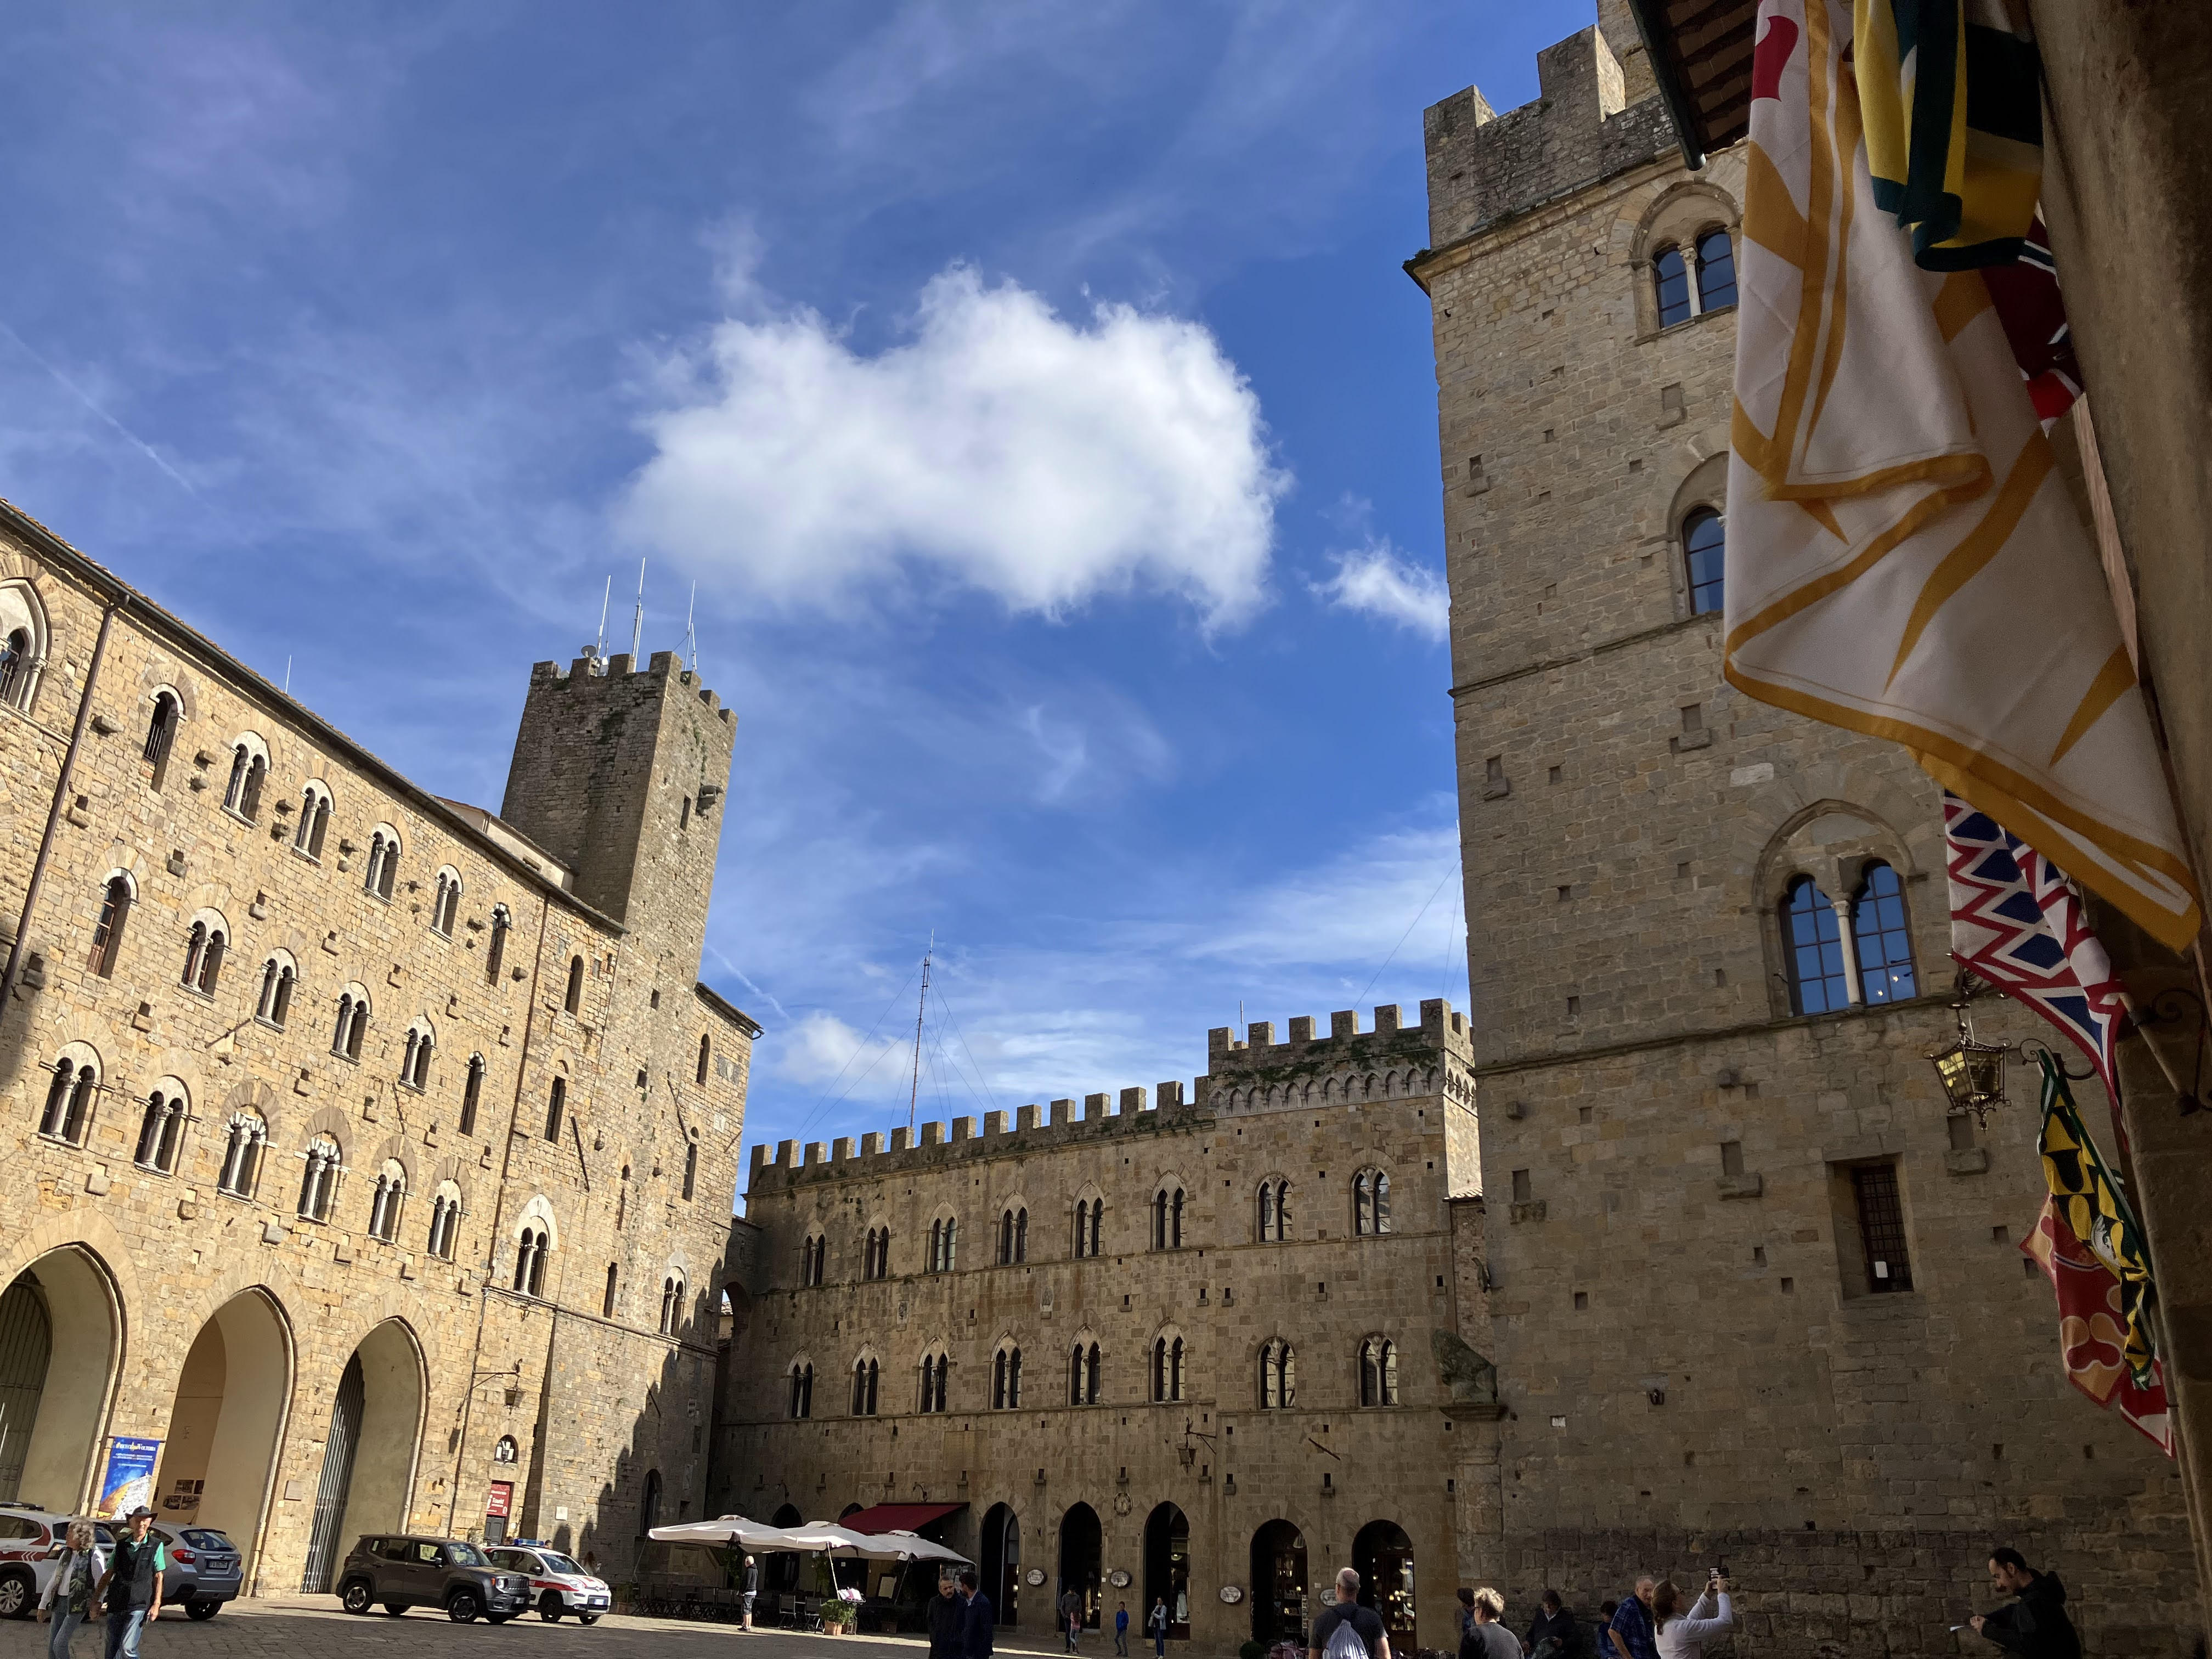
top-left (1324, 1610), bottom-right (1370, 1659)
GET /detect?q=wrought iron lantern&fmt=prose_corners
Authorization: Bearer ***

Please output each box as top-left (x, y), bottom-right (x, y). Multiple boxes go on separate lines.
top-left (1927, 979), bottom-right (2011, 1122)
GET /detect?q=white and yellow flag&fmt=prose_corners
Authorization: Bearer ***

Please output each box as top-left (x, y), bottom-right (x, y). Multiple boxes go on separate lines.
top-left (1722, 0), bottom-right (2201, 949)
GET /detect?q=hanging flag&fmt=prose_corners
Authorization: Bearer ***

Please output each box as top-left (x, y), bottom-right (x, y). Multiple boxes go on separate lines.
top-left (1722, 0), bottom-right (2202, 951)
top-left (2019, 1054), bottom-right (2172, 1456)
top-left (1943, 793), bottom-right (2130, 1103)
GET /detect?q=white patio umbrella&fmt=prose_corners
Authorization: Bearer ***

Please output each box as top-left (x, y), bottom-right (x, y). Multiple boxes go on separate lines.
top-left (870, 1530), bottom-right (969, 1565)
top-left (647, 1515), bottom-right (794, 1552)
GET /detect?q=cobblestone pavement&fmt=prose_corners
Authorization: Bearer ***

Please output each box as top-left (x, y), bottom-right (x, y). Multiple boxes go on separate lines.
top-left (10, 1599), bottom-right (1096, 1659)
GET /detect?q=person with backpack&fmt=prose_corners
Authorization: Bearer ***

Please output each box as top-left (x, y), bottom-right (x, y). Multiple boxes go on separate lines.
top-left (1308, 1567), bottom-right (1389, 1659)
top-left (38, 1521), bottom-right (106, 1659)
top-left (1651, 1573), bottom-right (1734, 1659)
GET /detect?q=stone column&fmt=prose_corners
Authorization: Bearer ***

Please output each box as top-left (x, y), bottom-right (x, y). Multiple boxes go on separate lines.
top-left (1830, 898), bottom-right (1865, 1006)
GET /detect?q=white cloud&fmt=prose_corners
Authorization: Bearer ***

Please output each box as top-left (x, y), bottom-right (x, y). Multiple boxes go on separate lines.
top-left (777, 1011), bottom-right (908, 1093)
top-left (1314, 537), bottom-right (1449, 642)
top-left (616, 264), bottom-right (1289, 627)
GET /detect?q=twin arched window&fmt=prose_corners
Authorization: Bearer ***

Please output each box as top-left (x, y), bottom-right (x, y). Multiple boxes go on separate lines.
top-left (367, 1161), bottom-right (407, 1243)
top-left (297, 1135), bottom-right (342, 1222)
top-left (222, 741), bottom-right (268, 821)
top-left (255, 955), bottom-right (297, 1028)
top-left (1069, 1341), bottom-right (1101, 1406)
top-left (851, 1356), bottom-right (880, 1415)
top-left (1073, 1197), bottom-right (1103, 1259)
top-left (1654, 227), bottom-right (1737, 328)
top-left (398, 1022), bottom-right (435, 1091)
top-left (1150, 1335), bottom-right (1186, 1403)
top-left (997, 1206), bottom-right (1028, 1265)
top-left (39, 1054), bottom-right (98, 1144)
top-left (332, 989), bottom-right (370, 1061)
top-left (1683, 509), bottom-right (1725, 616)
top-left (863, 1226), bottom-right (891, 1280)
top-left (1150, 1187), bottom-right (1185, 1251)
top-left (363, 828), bottom-right (400, 900)
top-left (659, 1275), bottom-right (686, 1336)
top-left (180, 918), bottom-right (227, 995)
top-left (1259, 1339), bottom-right (1296, 1410)
top-left (431, 869), bottom-right (462, 936)
top-left (1352, 1169), bottom-right (1391, 1237)
top-left (427, 1184), bottom-right (463, 1260)
top-left (294, 783), bottom-right (332, 859)
top-left (928, 1216), bottom-right (958, 1273)
top-left (217, 1111), bottom-right (266, 1198)
top-left (1256, 1179), bottom-right (1291, 1243)
top-left (991, 1345), bottom-right (1024, 1409)
top-left (514, 1225), bottom-right (550, 1296)
top-left (133, 1084), bottom-right (187, 1175)
top-left (802, 1233), bottom-right (827, 1286)
top-left (1358, 1337), bottom-right (1400, 1407)
top-left (1783, 864), bottom-right (1919, 1015)
top-left (788, 1361), bottom-right (815, 1419)
top-left (919, 1352), bottom-right (950, 1414)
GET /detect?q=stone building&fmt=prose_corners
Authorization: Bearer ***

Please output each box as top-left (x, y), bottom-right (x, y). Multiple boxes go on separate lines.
top-left (1409, 8), bottom-right (2201, 1655)
top-left (0, 496), bottom-right (757, 1599)
top-left (715, 1002), bottom-right (1488, 1655)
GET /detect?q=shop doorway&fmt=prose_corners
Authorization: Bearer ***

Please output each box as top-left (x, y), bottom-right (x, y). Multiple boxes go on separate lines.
top-left (1352, 1521), bottom-right (1414, 1653)
top-left (1249, 1520), bottom-right (1307, 1646)
top-left (1142, 1503), bottom-right (1189, 1640)
top-left (981, 1502), bottom-right (1019, 1626)
top-left (1058, 1502), bottom-right (1102, 1628)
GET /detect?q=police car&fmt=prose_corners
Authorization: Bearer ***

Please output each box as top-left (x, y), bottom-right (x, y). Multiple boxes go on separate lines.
top-left (0, 1503), bottom-right (114, 1621)
top-left (487, 1543), bottom-right (611, 1623)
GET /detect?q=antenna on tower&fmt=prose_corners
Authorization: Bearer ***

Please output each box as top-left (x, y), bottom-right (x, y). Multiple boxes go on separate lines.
top-left (907, 934), bottom-right (934, 1141)
top-left (682, 582), bottom-right (698, 675)
top-left (593, 575), bottom-right (612, 669)
top-left (630, 558), bottom-right (646, 663)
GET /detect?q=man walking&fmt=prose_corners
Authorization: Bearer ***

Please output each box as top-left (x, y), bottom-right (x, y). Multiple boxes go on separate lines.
top-left (960, 1568), bottom-right (996, 1659)
top-left (1606, 1579), bottom-right (1657, 1659)
top-left (91, 1508), bottom-right (164, 1659)
top-left (1970, 1548), bottom-right (2081, 1659)
top-left (741, 1555), bottom-right (759, 1632)
top-left (1061, 1585), bottom-right (1085, 1652)
top-left (929, 1574), bottom-right (967, 1659)
top-left (1308, 1567), bottom-right (1389, 1659)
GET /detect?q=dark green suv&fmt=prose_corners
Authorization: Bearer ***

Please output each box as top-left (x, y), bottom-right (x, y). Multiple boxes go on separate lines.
top-left (336, 1534), bottom-right (529, 1623)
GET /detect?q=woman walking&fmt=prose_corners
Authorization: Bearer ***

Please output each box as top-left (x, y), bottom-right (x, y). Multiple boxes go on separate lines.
top-left (38, 1522), bottom-right (106, 1659)
top-left (1651, 1575), bottom-right (1735, 1659)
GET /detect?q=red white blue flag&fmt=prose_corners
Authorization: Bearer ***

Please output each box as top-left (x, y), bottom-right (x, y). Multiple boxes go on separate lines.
top-left (1943, 792), bottom-right (2131, 1108)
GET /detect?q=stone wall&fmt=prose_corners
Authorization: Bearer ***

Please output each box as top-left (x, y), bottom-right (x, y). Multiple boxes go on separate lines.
top-left (1413, 23), bottom-right (2203, 1658)
top-left (0, 501), bottom-right (753, 1595)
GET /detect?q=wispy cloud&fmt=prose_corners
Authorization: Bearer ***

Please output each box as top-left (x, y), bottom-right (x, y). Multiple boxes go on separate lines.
top-left (1314, 535), bottom-right (1449, 642)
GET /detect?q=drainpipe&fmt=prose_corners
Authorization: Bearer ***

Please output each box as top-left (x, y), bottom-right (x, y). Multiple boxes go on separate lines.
top-left (1, 604), bottom-right (116, 1039)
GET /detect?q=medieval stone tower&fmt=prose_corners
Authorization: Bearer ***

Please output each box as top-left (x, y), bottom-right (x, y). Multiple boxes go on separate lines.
top-left (1410, 7), bottom-right (2200, 1651)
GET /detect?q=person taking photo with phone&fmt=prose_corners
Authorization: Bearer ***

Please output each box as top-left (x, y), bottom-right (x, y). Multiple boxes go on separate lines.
top-left (1651, 1571), bottom-right (1735, 1659)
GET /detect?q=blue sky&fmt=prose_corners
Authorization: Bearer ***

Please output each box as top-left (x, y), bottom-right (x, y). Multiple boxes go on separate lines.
top-left (4, 2), bottom-right (1583, 1182)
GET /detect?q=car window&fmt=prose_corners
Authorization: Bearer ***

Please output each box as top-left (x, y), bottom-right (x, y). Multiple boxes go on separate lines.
top-left (488, 1550), bottom-right (524, 1570)
top-left (180, 1531), bottom-right (232, 1551)
top-left (0, 1518), bottom-right (39, 1541)
top-left (374, 1538), bottom-right (409, 1561)
top-left (413, 1542), bottom-right (443, 1565)
top-left (541, 1554), bottom-right (585, 1576)
top-left (445, 1542), bottom-right (489, 1568)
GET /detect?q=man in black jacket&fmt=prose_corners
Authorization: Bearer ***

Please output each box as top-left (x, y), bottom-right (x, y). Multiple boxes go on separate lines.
top-left (1970, 1548), bottom-right (2081, 1659)
top-left (960, 1569), bottom-right (996, 1659)
top-left (928, 1575), bottom-right (967, 1659)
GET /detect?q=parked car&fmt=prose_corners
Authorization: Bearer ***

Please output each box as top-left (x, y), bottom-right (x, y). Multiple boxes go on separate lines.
top-left (151, 1525), bottom-right (241, 1620)
top-left (335, 1534), bottom-right (529, 1623)
top-left (0, 1503), bottom-right (114, 1621)
top-left (487, 1544), bottom-right (611, 1623)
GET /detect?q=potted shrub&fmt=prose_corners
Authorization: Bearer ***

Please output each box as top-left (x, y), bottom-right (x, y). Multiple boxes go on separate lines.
top-left (820, 1596), bottom-right (851, 1634)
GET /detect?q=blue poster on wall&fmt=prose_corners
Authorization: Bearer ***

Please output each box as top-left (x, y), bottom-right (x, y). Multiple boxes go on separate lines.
top-left (97, 1437), bottom-right (162, 1517)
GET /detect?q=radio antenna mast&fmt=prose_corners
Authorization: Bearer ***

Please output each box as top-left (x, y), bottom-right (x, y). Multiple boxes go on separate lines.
top-left (907, 934), bottom-right (934, 1139)
top-left (594, 575), bottom-right (611, 664)
top-left (682, 582), bottom-right (698, 674)
top-left (629, 558), bottom-right (646, 662)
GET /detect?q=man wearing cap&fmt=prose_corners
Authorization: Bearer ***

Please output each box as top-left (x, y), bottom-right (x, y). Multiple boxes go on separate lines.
top-left (91, 1508), bottom-right (165, 1659)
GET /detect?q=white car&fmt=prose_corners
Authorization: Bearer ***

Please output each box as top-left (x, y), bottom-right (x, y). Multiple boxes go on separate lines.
top-left (0, 1503), bottom-right (115, 1621)
top-left (487, 1545), bottom-right (611, 1623)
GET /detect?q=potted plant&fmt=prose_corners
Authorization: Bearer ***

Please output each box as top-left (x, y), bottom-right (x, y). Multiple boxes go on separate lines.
top-left (820, 1596), bottom-right (851, 1634)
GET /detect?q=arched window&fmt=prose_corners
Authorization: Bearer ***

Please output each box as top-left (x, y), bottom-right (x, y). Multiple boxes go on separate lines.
top-left (851, 1357), bottom-right (880, 1417)
top-left (1257, 1179), bottom-right (1291, 1242)
top-left (928, 1216), bottom-right (958, 1273)
top-left (1358, 1337), bottom-right (1400, 1407)
top-left (802, 1232), bottom-right (827, 1287)
top-left (998, 1206), bottom-right (1029, 1265)
top-left (364, 828), bottom-right (400, 900)
top-left (682, 1138), bottom-right (698, 1201)
top-left (1152, 1187), bottom-right (1184, 1251)
top-left (1151, 1335), bottom-right (1185, 1403)
top-left (616, 1166), bottom-right (631, 1232)
top-left (460, 1053), bottom-right (486, 1136)
top-left (486, 905), bottom-right (511, 985)
top-left (255, 954), bottom-right (297, 1028)
top-left (697, 1034), bottom-right (712, 1085)
top-left (143, 693), bottom-right (180, 788)
top-left (398, 1021), bottom-right (435, 1091)
top-left (367, 1160), bottom-right (407, 1243)
top-left (180, 917), bottom-right (226, 995)
top-left (862, 1226), bottom-right (889, 1280)
top-left (788, 1361), bottom-right (815, 1419)
top-left (603, 1262), bottom-right (619, 1316)
top-left (38, 1053), bottom-right (99, 1144)
top-left (332, 987), bottom-right (370, 1060)
top-left (1653, 244), bottom-right (1691, 327)
top-left (1259, 1339), bottom-right (1296, 1410)
top-left (217, 1111), bottom-right (267, 1198)
top-left (1695, 227), bottom-right (1738, 312)
top-left (1784, 876), bottom-right (1851, 1014)
top-left (544, 1076), bottom-right (566, 1142)
top-left (133, 1082), bottom-right (188, 1175)
top-left (493, 1436), bottom-right (519, 1466)
top-left (1073, 1196), bottom-right (1103, 1259)
top-left (1683, 508), bottom-right (1726, 616)
top-left (564, 955), bottom-right (585, 1015)
top-left (428, 1183), bottom-right (464, 1261)
top-left (640, 1470), bottom-right (662, 1537)
top-left (992, 1346), bottom-right (1023, 1409)
top-left (222, 741), bottom-right (268, 821)
top-left (1853, 863), bottom-right (1918, 1003)
top-left (1352, 1170), bottom-right (1391, 1237)
top-left (297, 1135), bottom-right (342, 1223)
top-left (88, 874), bottom-right (131, 977)
top-left (294, 782), bottom-right (333, 859)
top-left (514, 1224), bottom-right (550, 1296)
top-left (0, 584), bottom-right (47, 712)
top-left (660, 1275), bottom-right (686, 1336)
top-left (919, 1352), bottom-right (950, 1414)
top-left (432, 869), bottom-right (462, 936)
top-left (1069, 1341), bottom-right (1101, 1406)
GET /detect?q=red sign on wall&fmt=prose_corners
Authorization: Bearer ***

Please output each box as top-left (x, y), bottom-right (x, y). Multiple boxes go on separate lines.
top-left (486, 1481), bottom-right (513, 1519)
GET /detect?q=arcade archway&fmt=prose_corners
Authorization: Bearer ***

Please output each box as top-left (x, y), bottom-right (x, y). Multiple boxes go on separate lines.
top-left (1352, 1520), bottom-right (1414, 1652)
top-left (1058, 1502), bottom-right (1101, 1629)
top-left (0, 1249), bottom-right (120, 1509)
top-left (300, 1321), bottom-right (425, 1592)
top-left (981, 1502), bottom-right (1019, 1627)
top-left (1143, 1503), bottom-right (1189, 1640)
top-left (154, 1290), bottom-right (291, 1582)
top-left (1250, 1520), bottom-right (1307, 1646)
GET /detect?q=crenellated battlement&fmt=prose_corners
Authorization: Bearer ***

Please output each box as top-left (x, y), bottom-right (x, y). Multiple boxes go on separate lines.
top-left (527, 648), bottom-right (731, 720)
top-left (1421, 21), bottom-right (1673, 250)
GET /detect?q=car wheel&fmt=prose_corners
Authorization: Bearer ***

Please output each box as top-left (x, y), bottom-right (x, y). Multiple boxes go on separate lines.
top-left (185, 1601), bottom-right (222, 1622)
top-left (341, 1581), bottom-right (375, 1616)
top-left (0, 1571), bottom-right (32, 1620)
top-left (448, 1590), bottom-right (483, 1624)
top-left (540, 1594), bottom-right (565, 1623)
top-left (579, 1615), bottom-right (602, 1626)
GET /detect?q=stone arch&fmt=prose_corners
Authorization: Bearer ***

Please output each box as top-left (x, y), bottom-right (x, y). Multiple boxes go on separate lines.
top-left (364, 1133), bottom-right (420, 1190)
top-left (133, 657), bottom-right (201, 723)
top-left (298, 1312), bottom-right (432, 1592)
top-left (0, 577), bottom-right (53, 712)
top-left (154, 1284), bottom-right (295, 1583)
top-left (1661, 450), bottom-right (1730, 617)
top-left (515, 1192), bottom-right (561, 1248)
top-left (1628, 176), bottom-right (1741, 338)
top-left (1746, 791), bottom-right (1932, 1018)
top-left (219, 1076), bottom-right (285, 1143)
top-left (0, 1220), bottom-right (137, 1513)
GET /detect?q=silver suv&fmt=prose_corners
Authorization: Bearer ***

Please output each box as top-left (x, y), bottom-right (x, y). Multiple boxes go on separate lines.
top-left (152, 1525), bottom-right (241, 1619)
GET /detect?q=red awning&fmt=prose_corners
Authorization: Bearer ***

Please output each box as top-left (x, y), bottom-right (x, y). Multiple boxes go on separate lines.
top-left (839, 1503), bottom-right (966, 1536)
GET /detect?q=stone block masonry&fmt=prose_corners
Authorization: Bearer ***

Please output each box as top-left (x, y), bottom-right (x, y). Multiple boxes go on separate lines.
top-left (0, 498), bottom-right (755, 1595)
